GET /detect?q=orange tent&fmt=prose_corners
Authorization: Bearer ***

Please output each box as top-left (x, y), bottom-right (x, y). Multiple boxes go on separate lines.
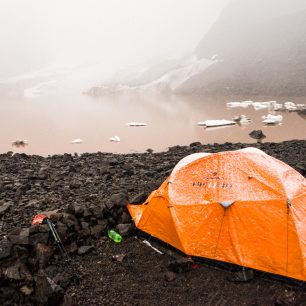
top-left (128, 148), bottom-right (306, 281)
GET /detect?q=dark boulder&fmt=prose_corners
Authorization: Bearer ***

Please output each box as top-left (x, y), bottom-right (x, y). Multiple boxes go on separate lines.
top-left (0, 238), bottom-right (12, 259)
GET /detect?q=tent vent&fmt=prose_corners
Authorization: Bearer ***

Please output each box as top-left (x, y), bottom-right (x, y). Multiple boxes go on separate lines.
top-left (219, 201), bottom-right (235, 208)
top-left (287, 199), bottom-right (292, 208)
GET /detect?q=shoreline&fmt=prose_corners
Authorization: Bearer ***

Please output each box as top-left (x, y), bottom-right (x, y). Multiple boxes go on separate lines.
top-left (1, 139), bottom-right (306, 231)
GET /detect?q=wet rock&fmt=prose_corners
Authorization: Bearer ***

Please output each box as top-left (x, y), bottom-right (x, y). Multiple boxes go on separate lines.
top-left (12, 245), bottom-right (29, 262)
top-left (296, 162), bottom-right (306, 176)
top-left (59, 293), bottom-right (76, 306)
top-left (66, 242), bottom-right (78, 254)
top-left (8, 228), bottom-right (30, 245)
top-left (249, 130), bottom-right (266, 140)
top-left (90, 222), bottom-right (107, 239)
top-left (0, 286), bottom-right (18, 304)
top-left (111, 254), bottom-right (126, 263)
top-left (110, 192), bottom-right (129, 207)
top-left (164, 271), bottom-right (176, 282)
top-left (54, 272), bottom-right (71, 289)
top-left (90, 205), bottom-right (104, 219)
top-left (74, 206), bottom-right (84, 217)
top-left (4, 260), bottom-right (32, 281)
top-left (36, 243), bottom-right (54, 268)
top-left (227, 268), bottom-right (254, 282)
top-left (275, 290), bottom-right (297, 306)
top-left (29, 224), bottom-right (50, 235)
top-left (167, 257), bottom-right (193, 273)
top-left (35, 270), bottom-right (64, 305)
top-left (38, 167), bottom-right (49, 180)
top-left (29, 232), bottom-right (49, 245)
top-left (189, 142), bottom-right (202, 147)
top-left (46, 211), bottom-right (63, 223)
top-left (119, 211), bottom-right (131, 224)
top-left (0, 202), bottom-right (12, 215)
top-left (81, 221), bottom-right (90, 230)
top-left (20, 285), bottom-right (34, 296)
top-left (0, 238), bottom-right (12, 259)
top-left (130, 192), bottom-right (148, 204)
top-left (69, 179), bottom-right (82, 189)
top-left (115, 223), bottom-right (132, 236)
top-left (83, 208), bottom-right (92, 218)
top-left (77, 245), bottom-right (94, 255)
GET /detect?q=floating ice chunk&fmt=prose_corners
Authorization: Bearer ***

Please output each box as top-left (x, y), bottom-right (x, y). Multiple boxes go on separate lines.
top-left (233, 115), bottom-right (251, 124)
top-left (284, 102), bottom-right (297, 111)
top-left (227, 102), bottom-right (242, 108)
top-left (242, 100), bottom-right (254, 105)
top-left (297, 104), bottom-right (306, 109)
top-left (211, 54), bottom-right (219, 61)
top-left (126, 122), bottom-right (147, 127)
top-left (12, 140), bottom-right (28, 147)
top-left (252, 101), bottom-right (277, 110)
top-left (109, 136), bottom-right (120, 142)
top-left (253, 102), bottom-right (270, 110)
top-left (227, 101), bottom-right (252, 108)
top-left (262, 114), bottom-right (283, 124)
top-left (71, 139), bottom-right (83, 144)
top-left (273, 103), bottom-right (283, 111)
top-left (197, 120), bottom-right (236, 127)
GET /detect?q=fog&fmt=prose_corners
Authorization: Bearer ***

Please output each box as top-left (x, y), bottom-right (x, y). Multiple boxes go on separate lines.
top-left (0, 0), bottom-right (229, 80)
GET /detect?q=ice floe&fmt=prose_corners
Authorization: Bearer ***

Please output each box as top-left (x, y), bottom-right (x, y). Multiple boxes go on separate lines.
top-left (109, 136), bottom-right (121, 142)
top-left (262, 114), bottom-right (283, 125)
top-left (126, 122), bottom-right (147, 127)
top-left (71, 139), bottom-right (83, 144)
top-left (232, 115), bottom-right (251, 124)
top-left (197, 120), bottom-right (236, 127)
top-left (226, 101), bottom-right (252, 108)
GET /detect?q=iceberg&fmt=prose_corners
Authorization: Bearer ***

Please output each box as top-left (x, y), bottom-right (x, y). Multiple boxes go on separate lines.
top-left (71, 139), bottom-right (83, 144)
top-left (262, 114), bottom-right (283, 124)
top-left (197, 120), bottom-right (236, 127)
top-left (126, 122), bottom-right (147, 127)
top-left (109, 136), bottom-right (121, 142)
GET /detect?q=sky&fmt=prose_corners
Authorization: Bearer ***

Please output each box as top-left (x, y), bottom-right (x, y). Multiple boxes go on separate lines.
top-left (0, 0), bottom-right (229, 79)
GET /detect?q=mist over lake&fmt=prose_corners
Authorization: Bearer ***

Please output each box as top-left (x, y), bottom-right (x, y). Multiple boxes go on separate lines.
top-left (1, 68), bottom-right (305, 156)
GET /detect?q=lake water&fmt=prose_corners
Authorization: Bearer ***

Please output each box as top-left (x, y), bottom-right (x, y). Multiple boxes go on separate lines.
top-left (0, 76), bottom-right (305, 156)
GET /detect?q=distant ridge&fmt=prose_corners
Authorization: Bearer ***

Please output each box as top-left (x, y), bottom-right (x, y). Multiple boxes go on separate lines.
top-left (176, 0), bottom-right (306, 95)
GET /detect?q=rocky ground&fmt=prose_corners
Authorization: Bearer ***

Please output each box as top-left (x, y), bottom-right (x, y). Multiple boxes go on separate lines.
top-left (0, 140), bottom-right (306, 305)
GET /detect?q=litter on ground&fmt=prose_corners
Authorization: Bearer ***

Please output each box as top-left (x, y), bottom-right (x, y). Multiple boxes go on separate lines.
top-left (141, 239), bottom-right (164, 255)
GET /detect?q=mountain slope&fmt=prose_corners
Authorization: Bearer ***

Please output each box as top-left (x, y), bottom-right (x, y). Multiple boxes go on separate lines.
top-left (176, 0), bottom-right (306, 95)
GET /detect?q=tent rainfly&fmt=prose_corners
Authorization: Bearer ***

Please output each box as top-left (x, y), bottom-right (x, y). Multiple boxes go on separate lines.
top-left (128, 148), bottom-right (306, 281)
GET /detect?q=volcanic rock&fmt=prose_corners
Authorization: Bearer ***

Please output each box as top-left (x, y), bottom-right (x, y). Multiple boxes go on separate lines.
top-left (35, 270), bottom-right (64, 305)
top-left (36, 243), bottom-right (54, 268)
top-left (0, 238), bottom-right (12, 259)
top-left (0, 202), bottom-right (12, 215)
top-left (77, 246), bottom-right (94, 255)
top-left (115, 223), bottom-right (132, 236)
top-left (8, 228), bottom-right (30, 245)
top-left (249, 130), bottom-right (266, 140)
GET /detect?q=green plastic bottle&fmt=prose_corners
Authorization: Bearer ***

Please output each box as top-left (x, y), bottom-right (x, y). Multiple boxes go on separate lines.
top-left (108, 229), bottom-right (122, 243)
